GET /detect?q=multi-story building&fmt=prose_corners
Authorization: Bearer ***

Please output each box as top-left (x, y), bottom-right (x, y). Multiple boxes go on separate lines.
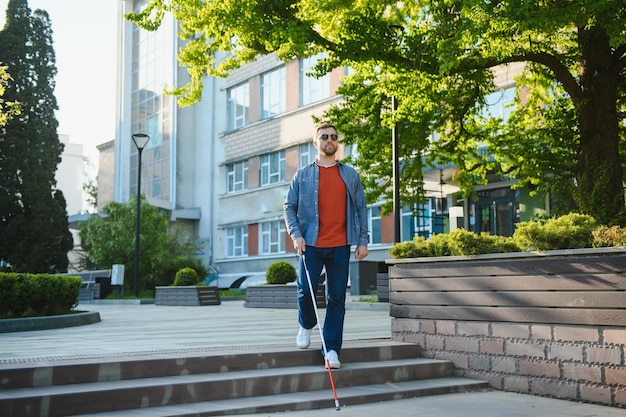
top-left (113, 1), bottom-right (545, 292)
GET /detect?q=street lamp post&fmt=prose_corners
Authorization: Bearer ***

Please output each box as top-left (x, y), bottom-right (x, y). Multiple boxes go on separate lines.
top-left (131, 133), bottom-right (150, 298)
top-left (392, 95), bottom-right (401, 243)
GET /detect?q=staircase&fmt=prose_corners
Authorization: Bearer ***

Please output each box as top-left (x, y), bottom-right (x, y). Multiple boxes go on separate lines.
top-left (0, 341), bottom-right (489, 417)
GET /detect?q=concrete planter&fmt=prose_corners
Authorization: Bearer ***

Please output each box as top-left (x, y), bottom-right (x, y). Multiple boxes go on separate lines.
top-left (386, 247), bottom-right (626, 408)
top-left (245, 284), bottom-right (326, 309)
top-left (155, 286), bottom-right (221, 306)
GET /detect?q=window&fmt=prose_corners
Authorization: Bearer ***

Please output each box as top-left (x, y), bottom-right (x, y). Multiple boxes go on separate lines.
top-left (299, 142), bottom-right (317, 167)
top-left (368, 206), bottom-right (382, 244)
top-left (227, 82), bottom-right (249, 130)
top-left (260, 221), bottom-right (285, 254)
top-left (227, 226), bottom-right (248, 257)
top-left (227, 160), bottom-right (248, 193)
top-left (300, 53), bottom-right (329, 106)
top-left (261, 66), bottom-right (286, 118)
top-left (401, 202), bottom-right (434, 241)
top-left (483, 87), bottom-right (516, 122)
top-left (260, 150), bottom-right (285, 185)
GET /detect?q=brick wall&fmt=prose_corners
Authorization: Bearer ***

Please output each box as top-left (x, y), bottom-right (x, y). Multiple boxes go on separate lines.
top-left (392, 318), bottom-right (626, 408)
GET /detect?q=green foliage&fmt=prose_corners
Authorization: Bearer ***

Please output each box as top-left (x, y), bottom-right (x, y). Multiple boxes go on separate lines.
top-left (266, 261), bottom-right (297, 284)
top-left (0, 1), bottom-right (73, 273)
top-left (156, 255), bottom-right (208, 287)
top-left (126, 0), bottom-right (626, 226)
top-left (79, 197), bottom-right (206, 293)
top-left (0, 273), bottom-right (81, 318)
top-left (391, 213), bottom-right (626, 258)
top-left (513, 213), bottom-right (598, 251)
top-left (592, 226), bottom-right (626, 248)
top-left (0, 63), bottom-right (20, 126)
top-left (390, 230), bottom-right (521, 259)
top-left (172, 267), bottom-right (200, 286)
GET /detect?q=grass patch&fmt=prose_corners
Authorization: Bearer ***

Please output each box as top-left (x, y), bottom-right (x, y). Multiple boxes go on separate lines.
top-left (357, 294), bottom-right (378, 303)
top-left (220, 289), bottom-right (246, 297)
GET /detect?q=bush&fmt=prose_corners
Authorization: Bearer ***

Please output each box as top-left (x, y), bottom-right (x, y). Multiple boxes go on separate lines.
top-left (266, 261), bottom-right (297, 284)
top-left (153, 256), bottom-right (209, 288)
top-left (513, 212), bottom-right (597, 251)
top-left (172, 267), bottom-right (200, 286)
top-left (0, 273), bottom-right (81, 319)
top-left (390, 229), bottom-right (520, 259)
top-left (592, 225), bottom-right (626, 247)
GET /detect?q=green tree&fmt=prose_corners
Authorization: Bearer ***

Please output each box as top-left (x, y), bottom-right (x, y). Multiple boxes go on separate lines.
top-left (79, 196), bottom-right (206, 294)
top-left (127, 1), bottom-right (626, 225)
top-left (0, 0), bottom-right (73, 272)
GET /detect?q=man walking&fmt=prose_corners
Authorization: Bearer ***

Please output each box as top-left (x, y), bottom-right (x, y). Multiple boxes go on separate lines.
top-left (284, 123), bottom-right (369, 369)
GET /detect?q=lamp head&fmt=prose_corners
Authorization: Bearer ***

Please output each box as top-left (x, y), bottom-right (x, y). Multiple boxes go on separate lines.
top-left (132, 133), bottom-right (150, 150)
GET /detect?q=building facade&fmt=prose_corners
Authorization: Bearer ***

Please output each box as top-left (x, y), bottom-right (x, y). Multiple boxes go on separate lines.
top-left (113, 2), bottom-right (545, 291)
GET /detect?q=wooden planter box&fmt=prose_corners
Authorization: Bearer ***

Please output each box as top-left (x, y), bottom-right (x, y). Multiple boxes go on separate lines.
top-left (245, 284), bottom-right (326, 309)
top-left (387, 247), bottom-right (626, 408)
top-left (387, 247), bottom-right (626, 326)
top-left (155, 286), bottom-right (221, 306)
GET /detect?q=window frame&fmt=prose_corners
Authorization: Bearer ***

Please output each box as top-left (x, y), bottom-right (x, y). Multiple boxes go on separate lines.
top-left (261, 66), bottom-right (286, 119)
top-left (260, 150), bottom-right (286, 186)
top-left (259, 220), bottom-right (286, 254)
top-left (300, 53), bottom-right (330, 106)
top-left (227, 82), bottom-right (250, 130)
top-left (226, 225), bottom-right (249, 257)
top-left (227, 160), bottom-right (248, 193)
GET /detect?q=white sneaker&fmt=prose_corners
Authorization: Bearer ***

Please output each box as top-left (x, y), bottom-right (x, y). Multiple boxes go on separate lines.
top-left (325, 350), bottom-right (340, 369)
top-left (296, 327), bottom-right (311, 349)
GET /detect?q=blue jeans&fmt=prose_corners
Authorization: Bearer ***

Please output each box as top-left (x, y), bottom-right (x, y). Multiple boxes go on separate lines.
top-left (298, 245), bottom-right (350, 355)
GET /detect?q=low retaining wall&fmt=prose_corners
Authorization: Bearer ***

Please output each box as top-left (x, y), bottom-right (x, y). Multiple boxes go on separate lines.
top-left (245, 285), bottom-right (326, 309)
top-left (155, 286), bottom-right (221, 306)
top-left (388, 248), bottom-right (626, 408)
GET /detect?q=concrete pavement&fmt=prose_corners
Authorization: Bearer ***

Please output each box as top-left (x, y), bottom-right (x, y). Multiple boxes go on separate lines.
top-left (0, 299), bottom-right (623, 417)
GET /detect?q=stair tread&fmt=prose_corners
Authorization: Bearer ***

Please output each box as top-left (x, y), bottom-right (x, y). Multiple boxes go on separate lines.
top-left (0, 358), bottom-right (447, 399)
top-left (70, 377), bottom-right (489, 417)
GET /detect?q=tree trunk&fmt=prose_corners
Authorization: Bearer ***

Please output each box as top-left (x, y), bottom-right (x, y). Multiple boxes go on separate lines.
top-left (576, 27), bottom-right (625, 225)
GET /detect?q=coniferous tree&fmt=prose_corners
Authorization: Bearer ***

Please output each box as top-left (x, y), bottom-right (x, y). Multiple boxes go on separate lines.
top-left (0, 0), bottom-right (73, 273)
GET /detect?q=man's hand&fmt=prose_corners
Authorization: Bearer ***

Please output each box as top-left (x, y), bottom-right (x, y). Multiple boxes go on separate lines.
top-left (293, 237), bottom-right (306, 255)
top-left (355, 245), bottom-right (368, 260)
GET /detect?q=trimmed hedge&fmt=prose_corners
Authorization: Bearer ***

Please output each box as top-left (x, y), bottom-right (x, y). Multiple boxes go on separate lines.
top-left (0, 273), bottom-right (82, 319)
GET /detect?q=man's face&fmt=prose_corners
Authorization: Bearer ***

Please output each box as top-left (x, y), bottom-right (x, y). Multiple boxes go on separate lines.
top-left (315, 127), bottom-right (339, 157)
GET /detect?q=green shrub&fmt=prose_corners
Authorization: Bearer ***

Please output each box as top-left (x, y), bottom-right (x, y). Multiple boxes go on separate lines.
top-left (390, 230), bottom-right (521, 259)
top-left (0, 273), bottom-right (81, 319)
top-left (513, 212), bottom-right (597, 251)
top-left (172, 267), bottom-right (200, 286)
top-left (151, 256), bottom-right (209, 289)
top-left (592, 225), bottom-right (626, 247)
top-left (266, 261), bottom-right (297, 284)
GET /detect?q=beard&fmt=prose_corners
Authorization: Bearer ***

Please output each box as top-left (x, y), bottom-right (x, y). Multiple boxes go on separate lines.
top-left (321, 144), bottom-right (337, 156)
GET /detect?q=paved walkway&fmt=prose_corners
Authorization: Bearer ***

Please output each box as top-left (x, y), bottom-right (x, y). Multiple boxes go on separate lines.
top-left (0, 300), bottom-right (623, 417)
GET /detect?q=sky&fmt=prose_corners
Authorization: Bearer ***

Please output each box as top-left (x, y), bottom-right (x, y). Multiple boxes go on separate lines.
top-left (0, 0), bottom-right (119, 174)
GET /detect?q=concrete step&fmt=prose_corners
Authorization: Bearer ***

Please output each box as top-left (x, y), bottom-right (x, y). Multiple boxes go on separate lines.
top-left (0, 341), bottom-right (417, 389)
top-left (72, 378), bottom-right (488, 416)
top-left (0, 342), bottom-right (489, 417)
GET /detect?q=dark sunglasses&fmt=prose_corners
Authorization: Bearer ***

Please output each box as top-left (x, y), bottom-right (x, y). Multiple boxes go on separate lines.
top-left (319, 133), bottom-right (339, 141)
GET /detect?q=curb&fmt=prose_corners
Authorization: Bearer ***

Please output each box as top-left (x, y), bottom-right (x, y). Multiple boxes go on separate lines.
top-left (0, 311), bottom-right (101, 333)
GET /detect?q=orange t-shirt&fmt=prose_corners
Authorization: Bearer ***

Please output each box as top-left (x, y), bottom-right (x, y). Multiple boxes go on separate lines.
top-left (316, 164), bottom-right (347, 247)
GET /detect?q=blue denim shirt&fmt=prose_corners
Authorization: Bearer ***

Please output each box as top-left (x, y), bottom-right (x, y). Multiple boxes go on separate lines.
top-left (284, 161), bottom-right (369, 248)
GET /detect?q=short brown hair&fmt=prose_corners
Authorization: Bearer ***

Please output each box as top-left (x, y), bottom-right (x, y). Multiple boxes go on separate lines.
top-left (315, 123), bottom-right (337, 136)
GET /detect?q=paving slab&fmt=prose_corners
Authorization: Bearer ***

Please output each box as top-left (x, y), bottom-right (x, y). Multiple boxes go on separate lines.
top-left (1, 299), bottom-right (623, 417)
